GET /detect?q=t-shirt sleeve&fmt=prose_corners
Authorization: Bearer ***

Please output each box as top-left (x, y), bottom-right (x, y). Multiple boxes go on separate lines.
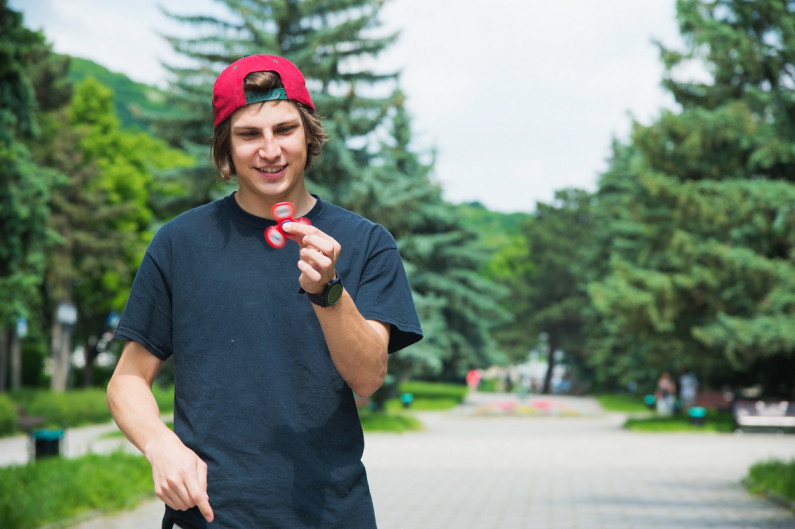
top-left (355, 227), bottom-right (423, 354)
top-left (113, 230), bottom-right (174, 360)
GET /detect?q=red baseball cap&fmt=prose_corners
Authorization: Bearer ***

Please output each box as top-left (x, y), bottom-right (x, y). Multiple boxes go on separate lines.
top-left (212, 55), bottom-right (315, 129)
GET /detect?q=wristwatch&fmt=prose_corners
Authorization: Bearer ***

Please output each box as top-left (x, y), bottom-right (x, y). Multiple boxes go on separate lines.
top-left (300, 277), bottom-right (343, 307)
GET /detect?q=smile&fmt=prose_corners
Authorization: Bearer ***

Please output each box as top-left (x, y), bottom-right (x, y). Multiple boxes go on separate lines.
top-left (256, 166), bottom-right (285, 174)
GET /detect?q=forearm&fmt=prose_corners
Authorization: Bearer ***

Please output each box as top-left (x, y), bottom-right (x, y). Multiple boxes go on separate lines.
top-left (108, 373), bottom-right (176, 457)
top-left (106, 343), bottom-right (175, 457)
top-left (313, 289), bottom-right (388, 397)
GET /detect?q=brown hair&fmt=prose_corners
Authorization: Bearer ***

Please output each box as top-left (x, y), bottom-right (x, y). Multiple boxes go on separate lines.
top-left (211, 71), bottom-right (327, 181)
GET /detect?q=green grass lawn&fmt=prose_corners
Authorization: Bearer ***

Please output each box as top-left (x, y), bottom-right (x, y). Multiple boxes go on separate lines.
top-left (623, 410), bottom-right (736, 433)
top-left (595, 393), bottom-right (653, 413)
top-left (0, 452), bottom-right (153, 529)
top-left (595, 394), bottom-right (739, 433)
top-left (744, 458), bottom-right (795, 506)
top-left (358, 409), bottom-right (424, 432)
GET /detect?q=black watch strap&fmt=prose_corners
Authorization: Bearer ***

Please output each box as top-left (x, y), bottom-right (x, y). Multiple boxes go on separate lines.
top-left (299, 277), bottom-right (343, 307)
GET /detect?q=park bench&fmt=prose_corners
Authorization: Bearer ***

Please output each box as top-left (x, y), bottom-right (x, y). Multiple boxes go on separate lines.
top-left (15, 406), bottom-right (45, 432)
top-left (694, 390), bottom-right (733, 411)
top-left (733, 400), bottom-right (795, 431)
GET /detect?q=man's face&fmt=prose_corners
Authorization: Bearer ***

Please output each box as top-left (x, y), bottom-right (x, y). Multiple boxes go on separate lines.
top-left (229, 100), bottom-right (309, 214)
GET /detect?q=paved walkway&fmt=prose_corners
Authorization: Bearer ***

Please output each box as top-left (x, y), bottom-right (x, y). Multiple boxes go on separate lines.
top-left (4, 392), bottom-right (794, 528)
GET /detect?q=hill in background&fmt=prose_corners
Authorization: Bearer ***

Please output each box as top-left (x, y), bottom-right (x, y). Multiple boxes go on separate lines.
top-left (66, 56), bottom-right (169, 131)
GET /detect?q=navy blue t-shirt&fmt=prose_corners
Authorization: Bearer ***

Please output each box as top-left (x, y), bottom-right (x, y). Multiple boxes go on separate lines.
top-left (114, 193), bottom-right (422, 529)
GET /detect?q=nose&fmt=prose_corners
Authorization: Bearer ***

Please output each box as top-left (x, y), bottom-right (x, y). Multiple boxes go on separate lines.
top-left (258, 134), bottom-right (281, 160)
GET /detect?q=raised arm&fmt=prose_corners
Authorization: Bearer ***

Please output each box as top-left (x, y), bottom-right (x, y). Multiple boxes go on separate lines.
top-left (283, 221), bottom-right (389, 397)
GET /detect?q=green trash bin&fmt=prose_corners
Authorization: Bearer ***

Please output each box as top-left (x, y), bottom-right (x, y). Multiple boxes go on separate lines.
top-left (32, 429), bottom-right (64, 460)
top-left (688, 407), bottom-right (706, 426)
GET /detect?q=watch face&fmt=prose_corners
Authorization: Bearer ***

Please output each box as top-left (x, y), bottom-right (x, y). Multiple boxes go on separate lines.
top-left (327, 282), bottom-right (343, 305)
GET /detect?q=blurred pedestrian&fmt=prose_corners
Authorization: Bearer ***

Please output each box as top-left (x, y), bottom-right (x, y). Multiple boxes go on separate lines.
top-left (466, 369), bottom-right (481, 391)
top-left (655, 372), bottom-right (676, 416)
top-left (679, 371), bottom-right (698, 411)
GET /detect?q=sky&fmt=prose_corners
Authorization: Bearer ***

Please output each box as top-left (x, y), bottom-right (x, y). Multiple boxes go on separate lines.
top-left (11, 0), bottom-right (686, 213)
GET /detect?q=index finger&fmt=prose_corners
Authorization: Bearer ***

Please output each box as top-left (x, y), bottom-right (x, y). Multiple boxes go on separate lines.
top-left (281, 220), bottom-right (316, 238)
top-left (192, 461), bottom-right (214, 522)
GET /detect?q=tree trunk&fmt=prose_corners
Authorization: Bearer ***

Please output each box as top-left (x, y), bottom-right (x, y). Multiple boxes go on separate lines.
top-left (82, 336), bottom-right (98, 388)
top-left (542, 331), bottom-right (558, 395)
top-left (0, 326), bottom-right (7, 393)
top-left (10, 325), bottom-right (21, 390)
top-left (51, 319), bottom-right (72, 392)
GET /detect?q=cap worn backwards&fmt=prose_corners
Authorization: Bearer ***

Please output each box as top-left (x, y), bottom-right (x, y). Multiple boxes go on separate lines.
top-left (212, 55), bottom-right (314, 129)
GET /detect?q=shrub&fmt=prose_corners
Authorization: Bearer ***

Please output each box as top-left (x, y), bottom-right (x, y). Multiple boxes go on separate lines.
top-left (0, 395), bottom-right (17, 436)
top-left (13, 389), bottom-right (111, 428)
top-left (746, 458), bottom-right (795, 503)
top-left (399, 381), bottom-right (468, 403)
top-left (152, 384), bottom-right (175, 413)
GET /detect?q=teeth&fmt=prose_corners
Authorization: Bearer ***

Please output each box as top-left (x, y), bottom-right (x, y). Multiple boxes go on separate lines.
top-left (258, 167), bottom-right (283, 174)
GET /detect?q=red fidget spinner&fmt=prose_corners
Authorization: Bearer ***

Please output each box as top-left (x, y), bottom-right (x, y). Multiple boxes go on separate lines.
top-left (264, 202), bottom-right (311, 249)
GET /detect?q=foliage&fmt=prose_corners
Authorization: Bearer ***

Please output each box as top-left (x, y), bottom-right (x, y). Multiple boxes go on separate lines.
top-left (0, 2), bottom-right (52, 333)
top-left (24, 72), bottom-right (194, 388)
top-left (7, 387), bottom-right (174, 433)
top-left (0, 394), bottom-right (16, 435)
top-left (360, 99), bottom-right (507, 384)
top-left (490, 189), bottom-right (595, 392)
top-left (585, 0), bottom-right (795, 396)
top-left (12, 388), bottom-right (111, 427)
top-left (0, 452), bottom-right (152, 529)
top-left (67, 57), bottom-right (170, 131)
top-left (745, 458), bottom-right (795, 505)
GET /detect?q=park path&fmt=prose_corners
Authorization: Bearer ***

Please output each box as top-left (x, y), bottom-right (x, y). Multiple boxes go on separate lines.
top-left (2, 392), bottom-right (794, 528)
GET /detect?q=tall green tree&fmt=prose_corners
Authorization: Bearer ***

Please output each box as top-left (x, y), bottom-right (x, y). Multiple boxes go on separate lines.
top-left (355, 96), bottom-right (507, 386)
top-left (587, 0), bottom-right (795, 396)
top-left (0, 2), bottom-right (52, 391)
top-left (488, 190), bottom-right (594, 393)
top-left (26, 75), bottom-right (193, 389)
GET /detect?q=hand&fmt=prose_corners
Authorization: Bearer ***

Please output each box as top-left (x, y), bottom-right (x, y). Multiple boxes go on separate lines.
top-left (282, 221), bottom-right (341, 295)
top-left (144, 431), bottom-right (214, 523)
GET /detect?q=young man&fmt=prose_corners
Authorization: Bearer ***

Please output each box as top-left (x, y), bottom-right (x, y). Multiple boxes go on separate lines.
top-left (107, 55), bottom-right (423, 529)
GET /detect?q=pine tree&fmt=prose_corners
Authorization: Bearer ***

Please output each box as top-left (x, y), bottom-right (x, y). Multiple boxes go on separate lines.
top-left (587, 0), bottom-right (795, 396)
top-left (495, 189), bottom-right (594, 394)
top-left (0, 2), bottom-right (52, 391)
top-left (359, 95), bottom-right (506, 390)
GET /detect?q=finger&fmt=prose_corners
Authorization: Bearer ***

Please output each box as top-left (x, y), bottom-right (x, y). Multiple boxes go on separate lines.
top-left (197, 497), bottom-right (214, 523)
top-left (281, 221), bottom-right (315, 238)
top-left (300, 247), bottom-right (334, 271)
top-left (283, 224), bottom-right (339, 257)
top-left (161, 482), bottom-right (193, 511)
top-left (195, 460), bottom-right (214, 522)
top-left (296, 258), bottom-right (324, 284)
